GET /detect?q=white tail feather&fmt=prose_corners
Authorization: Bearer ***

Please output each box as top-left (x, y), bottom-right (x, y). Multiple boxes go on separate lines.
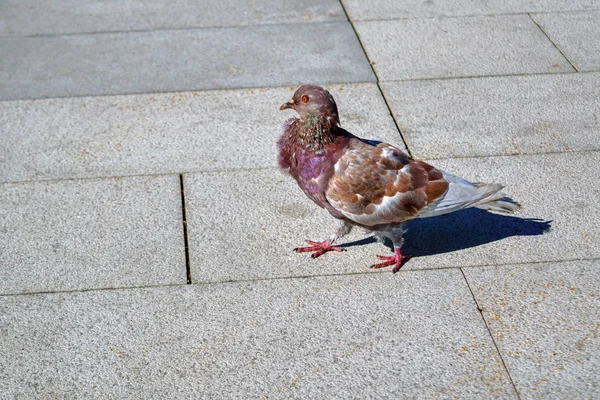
top-left (473, 184), bottom-right (521, 214)
top-left (419, 173), bottom-right (520, 218)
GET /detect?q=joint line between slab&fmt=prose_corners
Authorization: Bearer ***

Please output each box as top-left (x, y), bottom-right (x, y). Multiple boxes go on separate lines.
top-left (179, 174), bottom-right (192, 284)
top-left (0, 79), bottom-right (376, 103)
top-left (347, 8), bottom-right (600, 24)
top-left (375, 84), bottom-right (414, 157)
top-left (337, 0), bottom-right (414, 157)
top-left (421, 148), bottom-right (600, 162)
top-left (460, 268), bottom-right (522, 399)
top-left (528, 13), bottom-right (579, 72)
top-left (2, 257), bottom-right (598, 297)
top-left (5, 8), bottom-right (600, 39)
top-left (379, 69), bottom-right (590, 84)
top-left (0, 20), bottom-right (350, 40)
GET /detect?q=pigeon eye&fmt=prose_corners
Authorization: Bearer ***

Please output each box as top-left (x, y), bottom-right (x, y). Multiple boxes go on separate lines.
top-left (301, 95), bottom-right (309, 103)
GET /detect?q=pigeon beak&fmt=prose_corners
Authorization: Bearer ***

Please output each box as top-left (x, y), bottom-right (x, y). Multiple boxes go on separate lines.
top-left (280, 100), bottom-right (295, 111)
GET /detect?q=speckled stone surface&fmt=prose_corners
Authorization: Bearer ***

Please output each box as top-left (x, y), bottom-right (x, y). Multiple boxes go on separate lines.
top-left (342, 0), bottom-right (600, 20)
top-left (0, 175), bottom-right (186, 294)
top-left (2, 0), bottom-right (599, 396)
top-left (355, 15), bottom-right (573, 81)
top-left (0, 270), bottom-right (516, 398)
top-left (381, 73), bottom-right (600, 159)
top-left (464, 260), bottom-right (600, 398)
top-left (185, 168), bottom-right (385, 282)
top-left (0, 83), bottom-right (397, 183)
top-left (0, 0), bottom-right (346, 37)
top-left (0, 22), bottom-right (374, 100)
top-left (185, 151), bottom-right (598, 281)
top-left (532, 11), bottom-right (600, 72)
top-left (401, 151), bottom-right (599, 270)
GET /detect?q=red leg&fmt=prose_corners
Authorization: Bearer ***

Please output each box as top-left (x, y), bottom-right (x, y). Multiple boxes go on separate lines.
top-left (294, 239), bottom-right (344, 259)
top-left (369, 248), bottom-right (412, 273)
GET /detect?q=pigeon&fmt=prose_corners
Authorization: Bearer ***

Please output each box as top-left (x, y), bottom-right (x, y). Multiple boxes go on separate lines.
top-left (277, 85), bottom-right (520, 272)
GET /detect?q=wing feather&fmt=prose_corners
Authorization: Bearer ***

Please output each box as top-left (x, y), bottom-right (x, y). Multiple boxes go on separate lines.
top-left (324, 138), bottom-right (511, 226)
top-left (325, 139), bottom-right (449, 226)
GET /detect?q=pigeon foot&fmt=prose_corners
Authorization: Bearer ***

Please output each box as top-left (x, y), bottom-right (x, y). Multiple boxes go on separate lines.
top-left (294, 240), bottom-right (344, 258)
top-left (370, 248), bottom-right (411, 273)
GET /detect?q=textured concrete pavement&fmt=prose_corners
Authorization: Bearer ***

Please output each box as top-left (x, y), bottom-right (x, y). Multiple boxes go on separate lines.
top-left (0, 270), bottom-right (517, 398)
top-left (381, 73), bottom-right (600, 159)
top-left (0, 23), bottom-right (374, 100)
top-left (464, 260), bottom-right (600, 398)
top-left (0, 175), bottom-right (186, 294)
top-left (355, 15), bottom-right (573, 81)
top-left (0, 83), bottom-right (396, 182)
top-left (1, 0), bottom-right (599, 398)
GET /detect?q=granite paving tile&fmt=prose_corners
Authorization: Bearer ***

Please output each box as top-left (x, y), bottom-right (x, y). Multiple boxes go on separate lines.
top-left (0, 22), bottom-right (374, 100)
top-left (0, 270), bottom-right (516, 398)
top-left (464, 260), bottom-right (600, 398)
top-left (532, 11), bottom-right (600, 72)
top-left (0, 175), bottom-right (186, 294)
top-left (354, 15), bottom-right (573, 81)
top-left (381, 73), bottom-right (600, 160)
top-left (0, 0), bottom-right (346, 37)
top-left (185, 151), bottom-right (598, 281)
top-left (0, 83), bottom-right (397, 182)
top-left (401, 151), bottom-right (599, 270)
top-left (184, 168), bottom-right (379, 282)
top-left (342, 0), bottom-right (600, 20)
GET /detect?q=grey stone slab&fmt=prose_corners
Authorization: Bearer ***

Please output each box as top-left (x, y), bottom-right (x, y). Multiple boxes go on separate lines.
top-left (0, 175), bottom-right (186, 294)
top-left (185, 168), bottom-right (387, 282)
top-left (354, 15), bottom-right (573, 81)
top-left (0, 83), bottom-right (399, 183)
top-left (0, 270), bottom-right (516, 398)
top-left (0, 0), bottom-right (345, 37)
top-left (342, 0), bottom-right (600, 20)
top-left (382, 73), bottom-right (600, 160)
top-left (0, 22), bottom-right (374, 100)
top-left (464, 260), bottom-right (600, 398)
top-left (401, 151), bottom-right (600, 270)
top-left (185, 150), bottom-right (599, 281)
top-left (533, 11), bottom-right (600, 72)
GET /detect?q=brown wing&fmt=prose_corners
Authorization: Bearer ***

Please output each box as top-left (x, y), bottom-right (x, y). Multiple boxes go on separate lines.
top-left (325, 139), bottom-right (449, 227)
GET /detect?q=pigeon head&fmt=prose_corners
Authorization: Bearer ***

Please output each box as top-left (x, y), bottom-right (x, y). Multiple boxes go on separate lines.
top-left (280, 85), bottom-right (340, 126)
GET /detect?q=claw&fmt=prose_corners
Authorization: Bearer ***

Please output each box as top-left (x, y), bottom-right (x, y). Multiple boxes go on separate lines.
top-left (370, 248), bottom-right (411, 273)
top-left (294, 239), bottom-right (344, 259)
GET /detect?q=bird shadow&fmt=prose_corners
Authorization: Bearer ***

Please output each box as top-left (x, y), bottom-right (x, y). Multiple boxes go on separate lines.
top-left (339, 208), bottom-right (552, 258)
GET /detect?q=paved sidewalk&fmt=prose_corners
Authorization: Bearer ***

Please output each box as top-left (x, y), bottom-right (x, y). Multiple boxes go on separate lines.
top-left (1, 1), bottom-right (599, 398)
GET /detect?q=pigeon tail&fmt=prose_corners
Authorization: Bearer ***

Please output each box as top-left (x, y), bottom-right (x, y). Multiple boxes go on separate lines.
top-left (473, 183), bottom-right (521, 214)
top-left (419, 177), bottom-right (520, 218)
